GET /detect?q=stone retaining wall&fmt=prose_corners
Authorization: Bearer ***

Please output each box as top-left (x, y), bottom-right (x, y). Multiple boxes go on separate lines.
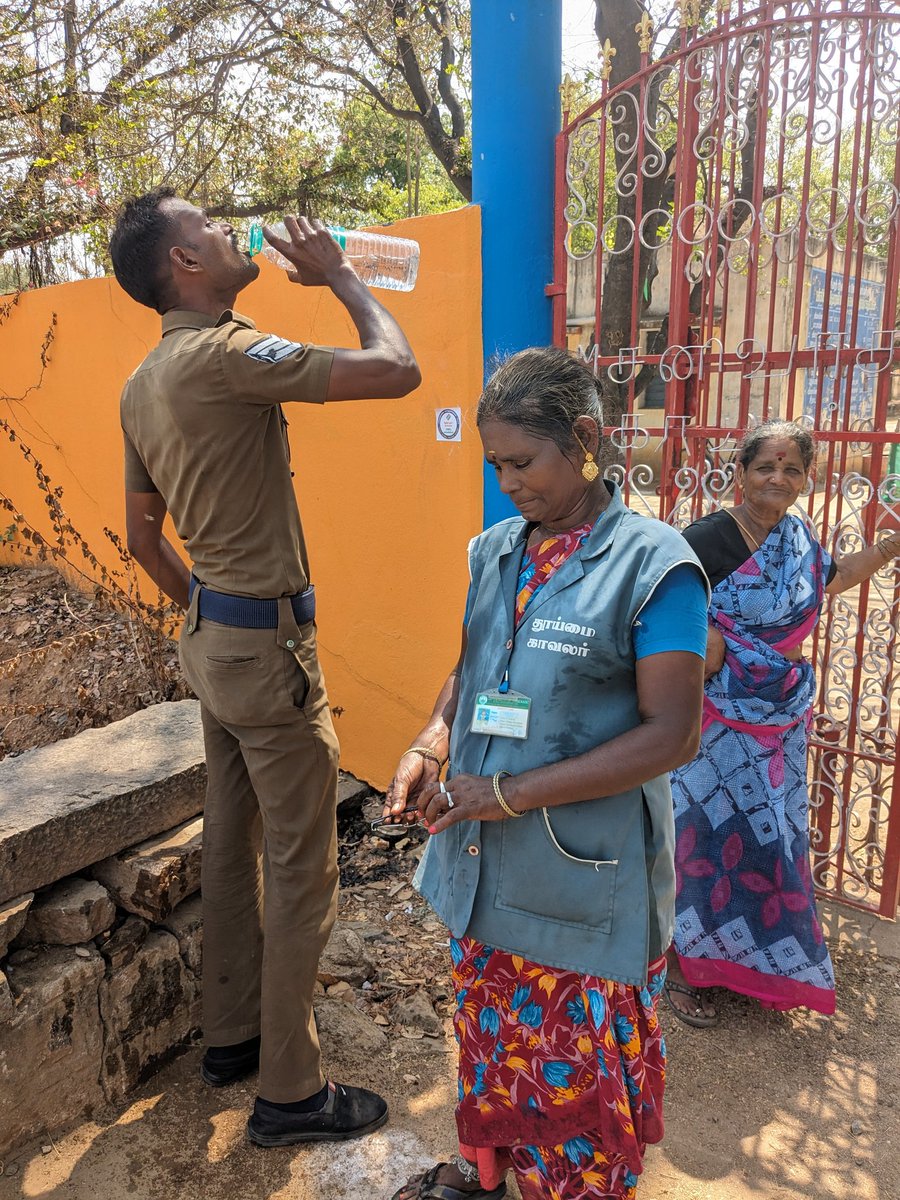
top-left (0, 700), bottom-right (370, 1158)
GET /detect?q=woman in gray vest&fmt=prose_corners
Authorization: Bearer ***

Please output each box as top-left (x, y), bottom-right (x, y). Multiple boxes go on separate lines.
top-left (383, 348), bottom-right (709, 1200)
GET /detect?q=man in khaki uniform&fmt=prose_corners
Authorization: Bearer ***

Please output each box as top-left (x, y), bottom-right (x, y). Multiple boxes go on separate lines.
top-left (109, 189), bottom-right (420, 1146)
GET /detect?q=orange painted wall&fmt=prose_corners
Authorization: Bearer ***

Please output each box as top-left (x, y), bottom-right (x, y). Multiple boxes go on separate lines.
top-left (0, 207), bottom-right (484, 788)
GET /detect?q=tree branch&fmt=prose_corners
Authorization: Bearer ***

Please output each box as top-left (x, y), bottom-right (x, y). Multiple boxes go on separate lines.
top-left (95, 0), bottom-right (226, 110)
top-left (434, 1), bottom-right (466, 141)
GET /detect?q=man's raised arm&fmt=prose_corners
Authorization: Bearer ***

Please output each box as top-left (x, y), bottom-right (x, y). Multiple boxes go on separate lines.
top-left (263, 217), bottom-right (421, 401)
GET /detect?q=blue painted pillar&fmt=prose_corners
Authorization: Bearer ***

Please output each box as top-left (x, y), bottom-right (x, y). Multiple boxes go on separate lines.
top-left (472, 1), bottom-right (562, 528)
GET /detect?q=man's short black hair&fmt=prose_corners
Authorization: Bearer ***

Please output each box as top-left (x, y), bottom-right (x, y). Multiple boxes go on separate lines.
top-left (109, 186), bottom-right (182, 312)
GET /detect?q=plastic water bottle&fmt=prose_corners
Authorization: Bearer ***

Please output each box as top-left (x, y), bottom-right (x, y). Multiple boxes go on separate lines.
top-left (247, 221), bottom-right (419, 292)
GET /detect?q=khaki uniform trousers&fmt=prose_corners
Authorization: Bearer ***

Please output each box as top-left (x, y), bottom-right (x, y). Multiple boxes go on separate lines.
top-left (179, 590), bottom-right (339, 1103)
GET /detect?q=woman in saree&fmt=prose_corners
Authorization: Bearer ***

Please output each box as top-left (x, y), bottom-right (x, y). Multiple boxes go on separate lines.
top-left (664, 421), bottom-right (900, 1027)
top-left (381, 347), bottom-right (709, 1200)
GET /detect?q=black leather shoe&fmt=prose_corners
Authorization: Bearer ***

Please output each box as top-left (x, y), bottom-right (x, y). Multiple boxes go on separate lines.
top-left (200, 1041), bottom-right (260, 1087)
top-left (247, 1082), bottom-right (388, 1146)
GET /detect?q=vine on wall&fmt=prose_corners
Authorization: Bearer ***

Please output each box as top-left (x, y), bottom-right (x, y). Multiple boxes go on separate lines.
top-left (0, 298), bottom-right (181, 702)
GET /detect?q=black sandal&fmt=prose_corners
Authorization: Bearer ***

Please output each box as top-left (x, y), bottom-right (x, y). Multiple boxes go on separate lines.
top-left (663, 979), bottom-right (718, 1028)
top-left (390, 1163), bottom-right (506, 1200)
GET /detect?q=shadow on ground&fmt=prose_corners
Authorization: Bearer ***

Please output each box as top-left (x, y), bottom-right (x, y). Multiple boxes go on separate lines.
top-left (648, 904), bottom-right (900, 1200)
top-left (2, 902), bottom-right (898, 1200)
top-left (0, 1035), bottom-right (459, 1200)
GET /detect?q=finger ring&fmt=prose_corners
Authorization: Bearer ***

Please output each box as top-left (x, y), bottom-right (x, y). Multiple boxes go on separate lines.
top-left (445, 792), bottom-right (454, 809)
top-left (439, 781), bottom-right (447, 795)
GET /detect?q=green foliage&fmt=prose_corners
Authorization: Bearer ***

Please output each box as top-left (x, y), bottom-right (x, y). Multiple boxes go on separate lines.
top-left (325, 98), bottom-right (464, 225)
top-left (774, 131), bottom-right (897, 261)
top-left (0, 0), bottom-right (470, 287)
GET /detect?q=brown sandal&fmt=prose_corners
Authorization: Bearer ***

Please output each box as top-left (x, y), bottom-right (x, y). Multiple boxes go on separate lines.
top-left (663, 979), bottom-right (718, 1028)
top-left (390, 1163), bottom-right (506, 1200)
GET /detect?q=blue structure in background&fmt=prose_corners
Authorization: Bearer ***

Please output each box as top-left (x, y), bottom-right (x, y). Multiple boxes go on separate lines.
top-left (472, 2), bottom-right (562, 528)
top-left (803, 267), bottom-right (885, 421)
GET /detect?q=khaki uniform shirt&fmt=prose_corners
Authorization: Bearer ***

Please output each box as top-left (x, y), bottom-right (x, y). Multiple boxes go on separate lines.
top-left (121, 309), bottom-right (333, 598)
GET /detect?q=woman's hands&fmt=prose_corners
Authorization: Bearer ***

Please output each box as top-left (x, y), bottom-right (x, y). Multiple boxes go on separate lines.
top-left (381, 751), bottom-right (442, 830)
top-left (382, 766), bottom-right (514, 837)
top-left (417, 773), bottom-right (513, 835)
top-left (827, 530), bottom-right (900, 595)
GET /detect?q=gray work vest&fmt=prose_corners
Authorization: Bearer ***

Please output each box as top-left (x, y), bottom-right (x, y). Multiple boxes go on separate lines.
top-left (414, 483), bottom-right (705, 984)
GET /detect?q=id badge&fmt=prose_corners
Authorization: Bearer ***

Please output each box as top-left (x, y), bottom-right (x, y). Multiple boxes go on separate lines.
top-left (471, 689), bottom-right (531, 739)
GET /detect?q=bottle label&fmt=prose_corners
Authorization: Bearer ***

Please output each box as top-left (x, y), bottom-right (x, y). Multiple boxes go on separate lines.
top-left (247, 222), bottom-right (264, 257)
top-left (328, 225), bottom-right (347, 251)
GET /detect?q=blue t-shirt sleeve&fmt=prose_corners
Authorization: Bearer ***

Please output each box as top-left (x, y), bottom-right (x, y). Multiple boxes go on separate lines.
top-left (632, 563), bottom-right (709, 660)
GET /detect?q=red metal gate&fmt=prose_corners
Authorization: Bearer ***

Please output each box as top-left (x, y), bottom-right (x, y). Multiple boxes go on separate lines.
top-left (550, 0), bottom-right (900, 916)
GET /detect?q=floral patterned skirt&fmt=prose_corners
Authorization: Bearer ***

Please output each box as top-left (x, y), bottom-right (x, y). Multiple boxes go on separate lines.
top-left (450, 937), bottom-right (668, 1199)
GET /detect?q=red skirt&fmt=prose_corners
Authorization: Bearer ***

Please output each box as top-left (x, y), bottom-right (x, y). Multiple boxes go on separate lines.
top-left (451, 938), bottom-right (668, 1197)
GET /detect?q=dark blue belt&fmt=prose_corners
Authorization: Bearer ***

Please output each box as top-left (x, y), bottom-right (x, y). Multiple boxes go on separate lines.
top-left (189, 577), bottom-right (316, 629)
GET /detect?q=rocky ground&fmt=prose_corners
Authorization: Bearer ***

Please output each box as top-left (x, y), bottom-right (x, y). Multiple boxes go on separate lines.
top-left (1, 805), bottom-right (898, 1200)
top-left (1, 565), bottom-right (899, 1199)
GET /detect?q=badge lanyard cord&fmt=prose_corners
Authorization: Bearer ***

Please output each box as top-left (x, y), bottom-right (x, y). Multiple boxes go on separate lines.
top-left (498, 544), bottom-right (533, 696)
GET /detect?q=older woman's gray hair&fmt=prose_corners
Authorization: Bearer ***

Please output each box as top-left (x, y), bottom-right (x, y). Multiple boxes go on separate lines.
top-left (738, 420), bottom-right (816, 472)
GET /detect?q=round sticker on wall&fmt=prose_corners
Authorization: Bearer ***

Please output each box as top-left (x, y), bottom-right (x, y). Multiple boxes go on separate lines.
top-left (436, 407), bottom-right (462, 442)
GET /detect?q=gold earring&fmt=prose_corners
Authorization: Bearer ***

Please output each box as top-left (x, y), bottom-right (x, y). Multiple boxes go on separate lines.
top-left (573, 430), bottom-right (600, 482)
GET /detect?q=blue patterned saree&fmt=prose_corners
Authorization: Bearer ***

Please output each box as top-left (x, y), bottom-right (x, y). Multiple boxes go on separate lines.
top-left (670, 514), bottom-right (836, 1013)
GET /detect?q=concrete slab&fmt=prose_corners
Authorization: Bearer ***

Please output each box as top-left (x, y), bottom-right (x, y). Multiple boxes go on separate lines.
top-left (0, 701), bottom-right (205, 904)
top-left (337, 772), bottom-right (370, 813)
top-left (98, 915), bottom-right (148, 972)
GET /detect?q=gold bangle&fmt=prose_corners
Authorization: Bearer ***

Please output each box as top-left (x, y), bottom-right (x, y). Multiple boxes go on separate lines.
top-left (404, 744), bottom-right (447, 768)
top-left (493, 770), bottom-right (523, 818)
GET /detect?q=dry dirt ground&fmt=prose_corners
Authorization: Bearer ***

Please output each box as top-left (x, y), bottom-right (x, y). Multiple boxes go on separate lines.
top-left (1, 566), bottom-right (899, 1200)
top-left (0, 565), bottom-right (188, 760)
